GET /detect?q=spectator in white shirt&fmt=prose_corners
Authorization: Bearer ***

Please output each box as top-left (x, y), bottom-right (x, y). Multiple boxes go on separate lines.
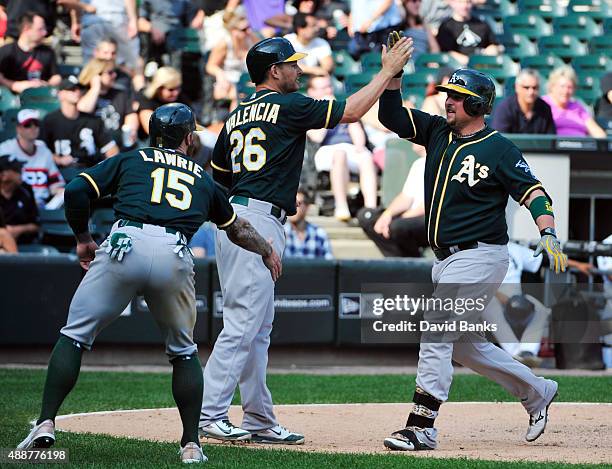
top-left (357, 153), bottom-right (427, 257)
top-left (0, 109), bottom-right (64, 208)
top-left (285, 13), bottom-right (333, 76)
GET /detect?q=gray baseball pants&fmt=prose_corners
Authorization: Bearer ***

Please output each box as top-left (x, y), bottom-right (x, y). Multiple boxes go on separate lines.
top-left (61, 222), bottom-right (198, 358)
top-left (415, 243), bottom-right (557, 443)
top-left (200, 199), bottom-right (285, 431)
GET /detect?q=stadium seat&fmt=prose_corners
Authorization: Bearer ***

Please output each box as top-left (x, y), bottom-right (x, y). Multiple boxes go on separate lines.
top-left (595, 116), bottom-right (612, 135)
top-left (538, 35), bottom-right (588, 60)
top-left (517, 0), bottom-right (566, 21)
top-left (553, 15), bottom-right (602, 41)
top-left (332, 50), bottom-right (361, 79)
top-left (468, 55), bottom-right (518, 81)
top-left (343, 72), bottom-right (375, 94)
top-left (401, 71), bottom-right (437, 98)
top-left (521, 55), bottom-right (565, 75)
top-left (0, 107), bottom-right (19, 141)
top-left (504, 14), bottom-right (553, 40)
top-left (474, 0), bottom-right (517, 19)
top-left (402, 93), bottom-right (424, 110)
top-left (166, 28), bottom-right (201, 54)
top-left (497, 32), bottom-right (538, 61)
top-left (568, 0), bottom-right (611, 22)
top-left (90, 208), bottom-right (116, 241)
top-left (604, 17), bottom-right (612, 34)
top-left (57, 64), bottom-right (81, 78)
top-left (328, 28), bottom-right (350, 51)
top-left (0, 86), bottom-right (19, 111)
top-left (20, 86), bottom-right (60, 116)
top-left (575, 74), bottom-right (603, 106)
top-left (415, 53), bottom-right (462, 70)
top-left (572, 55), bottom-right (612, 76)
top-left (39, 209), bottom-right (73, 238)
top-left (17, 244), bottom-right (61, 255)
top-left (360, 51), bottom-right (382, 72)
top-left (589, 36), bottom-right (612, 55)
top-left (236, 72), bottom-right (255, 99)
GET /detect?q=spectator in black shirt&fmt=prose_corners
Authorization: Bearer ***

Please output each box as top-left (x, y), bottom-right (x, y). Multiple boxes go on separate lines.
top-left (492, 69), bottom-right (556, 135)
top-left (0, 11), bottom-right (61, 93)
top-left (0, 204), bottom-right (18, 253)
top-left (0, 155), bottom-right (39, 244)
top-left (77, 58), bottom-right (139, 150)
top-left (41, 75), bottom-right (119, 169)
top-left (0, 0), bottom-right (57, 39)
top-left (595, 72), bottom-right (612, 121)
top-left (436, 0), bottom-right (500, 66)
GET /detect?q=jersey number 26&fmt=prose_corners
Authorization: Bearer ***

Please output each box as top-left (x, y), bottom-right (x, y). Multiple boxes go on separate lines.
top-left (229, 128), bottom-right (267, 173)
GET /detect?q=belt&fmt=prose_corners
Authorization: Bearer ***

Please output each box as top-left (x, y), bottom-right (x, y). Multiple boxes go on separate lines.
top-left (117, 219), bottom-right (179, 236)
top-left (433, 242), bottom-right (478, 261)
top-left (230, 195), bottom-right (286, 222)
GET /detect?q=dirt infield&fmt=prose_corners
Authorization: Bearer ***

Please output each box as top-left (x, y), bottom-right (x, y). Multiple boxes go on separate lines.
top-left (56, 402), bottom-right (611, 464)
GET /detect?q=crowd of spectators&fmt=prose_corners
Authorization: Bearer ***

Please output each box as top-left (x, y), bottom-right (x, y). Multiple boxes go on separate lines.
top-left (0, 0), bottom-right (610, 255)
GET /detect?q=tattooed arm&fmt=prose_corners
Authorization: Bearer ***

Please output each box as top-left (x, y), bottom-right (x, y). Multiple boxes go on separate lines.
top-left (224, 217), bottom-right (283, 281)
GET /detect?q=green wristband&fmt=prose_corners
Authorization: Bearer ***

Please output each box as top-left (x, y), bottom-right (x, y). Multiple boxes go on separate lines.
top-left (529, 196), bottom-right (554, 221)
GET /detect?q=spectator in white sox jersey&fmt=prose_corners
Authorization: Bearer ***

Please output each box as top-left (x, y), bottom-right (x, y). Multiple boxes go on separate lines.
top-left (40, 76), bottom-right (119, 170)
top-left (0, 109), bottom-right (64, 207)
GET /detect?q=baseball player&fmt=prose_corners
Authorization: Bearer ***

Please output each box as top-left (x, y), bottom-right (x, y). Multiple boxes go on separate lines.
top-left (377, 38), bottom-right (568, 452)
top-left (17, 103), bottom-right (282, 464)
top-left (199, 36), bottom-right (413, 444)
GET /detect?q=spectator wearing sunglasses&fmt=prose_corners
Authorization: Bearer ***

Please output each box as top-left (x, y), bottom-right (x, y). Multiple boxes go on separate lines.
top-left (135, 66), bottom-right (191, 136)
top-left (77, 58), bottom-right (139, 150)
top-left (0, 109), bottom-right (64, 208)
top-left (491, 69), bottom-right (556, 135)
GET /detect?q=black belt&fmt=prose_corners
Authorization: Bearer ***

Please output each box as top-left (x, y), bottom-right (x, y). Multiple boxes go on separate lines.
top-left (230, 195), bottom-right (286, 222)
top-left (117, 219), bottom-right (180, 236)
top-left (433, 242), bottom-right (478, 261)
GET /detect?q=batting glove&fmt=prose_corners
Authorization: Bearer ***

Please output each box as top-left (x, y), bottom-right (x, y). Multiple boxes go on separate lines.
top-left (105, 232), bottom-right (133, 262)
top-left (533, 228), bottom-right (568, 274)
top-left (387, 30), bottom-right (405, 78)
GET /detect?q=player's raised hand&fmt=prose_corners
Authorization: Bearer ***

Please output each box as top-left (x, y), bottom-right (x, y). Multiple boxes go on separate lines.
top-left (533, 231), bottom-right (568, 274)
top-left (263, 240), bottom-right (282, 282)
top-left (381, 33), bottom-right (413, 79)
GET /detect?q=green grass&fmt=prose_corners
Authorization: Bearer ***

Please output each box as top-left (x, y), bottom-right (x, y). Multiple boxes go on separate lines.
top-left (1, 369), bottom-right (610, 468)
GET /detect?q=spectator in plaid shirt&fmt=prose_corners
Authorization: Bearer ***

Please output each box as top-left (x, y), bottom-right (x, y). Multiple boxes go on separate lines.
top-left (284, 187), bottom-right (333, 260)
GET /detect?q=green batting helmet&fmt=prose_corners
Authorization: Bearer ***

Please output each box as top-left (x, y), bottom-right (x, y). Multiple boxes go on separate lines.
top-left (435, 68), bottom-right (496, 116)
top-left (246, 37), bottom-right (307, 85)
top-left (149, 103), bottom-right (201, 149)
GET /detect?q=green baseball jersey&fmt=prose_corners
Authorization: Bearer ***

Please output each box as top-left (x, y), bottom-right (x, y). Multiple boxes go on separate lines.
top-left (78, 147), bottom-right (236, 240)
top-left (211, 89), bottom-right (346, 215)
top-left (380, 90), bottom-right (545, 248)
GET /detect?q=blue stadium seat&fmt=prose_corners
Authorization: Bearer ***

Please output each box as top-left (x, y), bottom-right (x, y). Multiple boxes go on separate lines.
top-left (575, 74), bottom-right (603, 106)
top-left (166, 28), bottom-right (201, 54)
top-left (343, 72), bottom-right (375, 94)
top-left (0, 86), bottom-right (19, 111)
top-left (360, 51), bottom-right (382, 72)
top-left (20, 86), bottom-right (60, 116)
top-left (572, 55), bottom-right (612, 76)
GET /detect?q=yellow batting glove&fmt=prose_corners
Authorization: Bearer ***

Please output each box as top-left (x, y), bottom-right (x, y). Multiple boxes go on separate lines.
top-left (386, 30), bottom-right (405, 78)
top-left (533, 228), bottom-right (568, 274)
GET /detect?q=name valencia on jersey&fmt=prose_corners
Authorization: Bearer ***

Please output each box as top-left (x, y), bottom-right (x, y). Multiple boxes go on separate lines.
top-left (225, 102), bottom-right (280, 134)
top-left (139, 149), bottom-right (205, 179)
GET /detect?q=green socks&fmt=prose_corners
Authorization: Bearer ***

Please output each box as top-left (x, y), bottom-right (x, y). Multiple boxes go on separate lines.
top-left (171, 353), bottom-right (204, 447)
top-left (38, 335), bottom-right (84, 424)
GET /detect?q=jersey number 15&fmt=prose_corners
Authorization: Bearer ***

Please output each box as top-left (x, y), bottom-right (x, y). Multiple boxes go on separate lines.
top-left (150, 168), bottom-right (194, 210)
top-left (229, 128), bottom-right (267, 173)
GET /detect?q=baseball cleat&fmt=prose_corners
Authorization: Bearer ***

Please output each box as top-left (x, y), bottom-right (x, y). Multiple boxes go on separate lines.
top-left (384, 427), bottom-right (436, 451)
top-left (17, 419), bottom-right (56, 449)
top-left (251, 425), bottom-right (305, 445)
top-left (180, 442), bottom-right (207, 463)
top-left (199, 419), bottom-right (251, 442)
top-left (525, 380), bottom-right (558, 442)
